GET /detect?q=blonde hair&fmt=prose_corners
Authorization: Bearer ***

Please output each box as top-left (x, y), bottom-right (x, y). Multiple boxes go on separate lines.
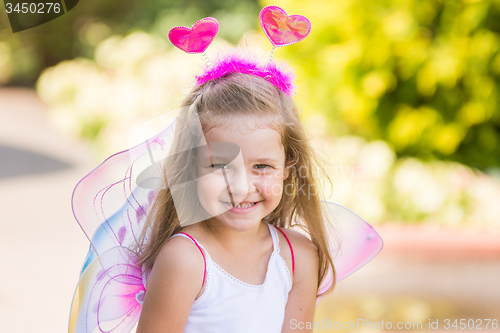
top-left (135, 72), bottom-right (336, 296)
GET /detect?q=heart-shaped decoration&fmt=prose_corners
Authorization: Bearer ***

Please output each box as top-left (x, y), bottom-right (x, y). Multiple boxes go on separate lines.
top-left (168, 17), bottom-right (219, 54)
top-left (259, 6), bottom-right (312, 47)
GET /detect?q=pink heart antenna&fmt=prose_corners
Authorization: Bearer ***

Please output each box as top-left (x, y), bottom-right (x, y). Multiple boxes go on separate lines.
top-left (259, 5), bottom-right (312, 60)
top-left (168, 17), bottom-right (219, 66)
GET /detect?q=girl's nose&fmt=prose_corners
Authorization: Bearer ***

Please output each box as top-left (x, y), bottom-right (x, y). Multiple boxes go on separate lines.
top-left (227, 168), bottom-right (256, 198)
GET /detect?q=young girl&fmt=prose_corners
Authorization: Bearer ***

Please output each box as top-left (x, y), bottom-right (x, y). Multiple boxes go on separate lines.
top-left (69, 7), bottom-right (382, 333)
top-left (134, 65), bottom-right (335, 332)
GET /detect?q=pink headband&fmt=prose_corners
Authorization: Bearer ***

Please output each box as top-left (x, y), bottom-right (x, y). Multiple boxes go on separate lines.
top-left (195, 53), bottom-right (296, 95)
top-left (167, 6), bottom-right (312, 96)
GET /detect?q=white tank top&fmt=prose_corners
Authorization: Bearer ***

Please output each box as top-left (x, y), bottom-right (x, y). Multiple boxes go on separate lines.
top-left (169, 223), bottom-right (292, 333)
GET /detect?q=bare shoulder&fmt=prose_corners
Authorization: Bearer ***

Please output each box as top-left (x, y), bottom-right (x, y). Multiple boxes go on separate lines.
top-left (152, 234), bottom-right (205, 280)
top-left (278, 227), bottom-right (318, 261)
top-left (136, 234), bottom-right (205, 332)
top-left (277, 227), bottom-right (319, 282)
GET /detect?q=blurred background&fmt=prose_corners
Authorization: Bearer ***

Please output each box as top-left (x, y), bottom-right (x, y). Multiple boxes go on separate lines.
top-left (0, 0), bottom-right (499, 331)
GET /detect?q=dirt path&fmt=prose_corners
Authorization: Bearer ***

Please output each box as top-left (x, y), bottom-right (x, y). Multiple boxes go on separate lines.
top-left (0, 88), bottom-right (93, 333)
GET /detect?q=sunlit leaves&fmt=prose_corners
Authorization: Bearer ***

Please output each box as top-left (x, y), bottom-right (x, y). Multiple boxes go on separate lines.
top-left (262, 0), bottom-right (500, 168)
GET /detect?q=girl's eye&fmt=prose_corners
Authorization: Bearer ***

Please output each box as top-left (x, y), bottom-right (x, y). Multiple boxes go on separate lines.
top-left (210, 164), bottom-right (227, 169)
top-left (255, 164), bottom-right (271, 169)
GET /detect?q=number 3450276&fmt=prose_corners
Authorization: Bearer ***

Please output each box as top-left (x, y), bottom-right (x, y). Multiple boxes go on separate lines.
top-left (5, 3), bottom-right (61, 14)
top-left (444, 319), bottom-right (498, 329)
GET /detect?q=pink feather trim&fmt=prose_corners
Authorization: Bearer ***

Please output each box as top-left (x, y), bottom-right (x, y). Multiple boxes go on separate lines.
top-left (195, 53), bottom-right (296, 96)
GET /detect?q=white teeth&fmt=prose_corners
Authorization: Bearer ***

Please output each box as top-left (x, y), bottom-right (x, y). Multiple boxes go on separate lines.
top-left (224, 202), bottom-right (256, 208)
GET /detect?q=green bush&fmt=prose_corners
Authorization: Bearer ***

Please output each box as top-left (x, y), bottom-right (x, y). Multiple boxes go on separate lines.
top-left (263, 0), bottom-right (500, 169)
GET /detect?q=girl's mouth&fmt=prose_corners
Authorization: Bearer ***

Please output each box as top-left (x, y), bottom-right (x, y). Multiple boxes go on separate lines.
top-left (221, 201), bottom-right (260, 212)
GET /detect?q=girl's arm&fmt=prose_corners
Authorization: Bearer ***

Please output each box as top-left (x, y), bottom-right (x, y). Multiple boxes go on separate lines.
top-left (136, 237), bottom-right (205, 333)
top-left (280, 229), bottom-right (320, 333)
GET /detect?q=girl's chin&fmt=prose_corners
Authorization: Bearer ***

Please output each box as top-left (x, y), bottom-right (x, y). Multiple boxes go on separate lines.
top-left (215, 218), bottom-right (263, 232)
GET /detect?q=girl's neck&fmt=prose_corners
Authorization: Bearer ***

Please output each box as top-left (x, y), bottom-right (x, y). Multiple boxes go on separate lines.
top-left (202, 219), bottom-right (267, 255)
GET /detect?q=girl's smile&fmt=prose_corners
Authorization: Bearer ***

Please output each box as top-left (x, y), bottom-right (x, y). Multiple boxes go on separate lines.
top-left (220, 200), bottom-right (261, 213)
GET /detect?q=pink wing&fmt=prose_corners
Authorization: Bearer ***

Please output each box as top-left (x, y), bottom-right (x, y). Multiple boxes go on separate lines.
top-left (72, 118), bottom-right (177, 275)
top-left (69, 246), bottom-right (145, 333)
top-left (315, 201), bottom-right (383, 307)
top-left (69, 119), bottom-right (176, 333)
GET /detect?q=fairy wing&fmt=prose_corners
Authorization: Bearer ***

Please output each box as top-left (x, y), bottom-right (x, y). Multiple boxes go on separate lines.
top-left (69, 246), bottom-right (145, 333)
top-left (71, 114), bottom-right (179, 272)
top-left (323, 201), bottom-right (383, 282)
top-left (69, 116), bottom-right (177, 333)
top-left (314, 201), bottom-right (383, 307)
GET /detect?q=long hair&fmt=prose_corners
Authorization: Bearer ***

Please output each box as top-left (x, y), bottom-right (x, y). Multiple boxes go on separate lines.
top-left (134, 72), bottom-right (336, 296)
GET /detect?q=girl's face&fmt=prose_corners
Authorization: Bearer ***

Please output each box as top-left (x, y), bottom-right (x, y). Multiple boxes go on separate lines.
top-left (196, 115), bottom-right (289, 232)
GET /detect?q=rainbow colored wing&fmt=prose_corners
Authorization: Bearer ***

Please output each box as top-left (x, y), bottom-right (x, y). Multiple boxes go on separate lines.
top-left (72, 147), bottom-right (163, 260)
top-left (69, 117), bottom-right (177, 332)
top-left (69, 246), bottom-right (145, 333)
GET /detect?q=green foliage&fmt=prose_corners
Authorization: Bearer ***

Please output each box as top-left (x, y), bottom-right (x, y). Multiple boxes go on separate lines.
top-left (263, 0), bottom-right (500, 169)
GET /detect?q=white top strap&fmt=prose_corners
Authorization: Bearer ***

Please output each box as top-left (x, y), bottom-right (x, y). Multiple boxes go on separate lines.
top-left (267, 223), bottom-right (280, 254)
